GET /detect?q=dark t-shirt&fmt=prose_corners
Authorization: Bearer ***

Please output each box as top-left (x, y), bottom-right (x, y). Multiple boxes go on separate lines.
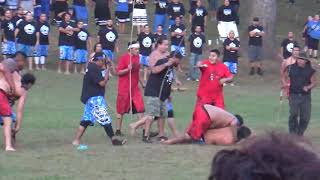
top-left (137, 32), bottom-right (154, 56)
top-left (281, 38), bottom-right (298, 59)
top-left (155, 0), bottom-right (167, 14)
top-left (170, 24), bottom-right (186, 46)
top-left (248, 25), bottom-right (263, 46)
top-left (73, 0), bottom-right (86, 6)
top-left (134, 0), bottom-right (146, 9)
top-left (223, 38), bottom-right (240, 62)
top-left (94, 0), bottom-right (109, 6)
top-left (1, 19), bottom-right (15, 41)
top-left (98, 27), bottom-right (118, 51)
top-left (37, 21), bottom-right (50, 45)
top-left (188, 33), bottom-right (206, 55)
top-left (189, 6), bottom-right (208, 26)
top-left (81, 63), bottom-right (105, 104)
top-left (289, 63), bottom-right (315, 95)
top-left (12, 15), bottom-right (23, 27)
top-left (217, 5), bottom-right (237, 22)
top-left (75, 28), bottom-right (89, 50)
top-left (17, 20), bottom-right (38, 45)
top-left (145, 58), bottom-right (174, 101)
top-left (230, 0), bottom-right (240, 5)
top-left (153, 33), bottom-right (167, 42)
top-left (58, 21), bottom-right (76, 46)
top-left (167, 2), bottom-right (185, 20)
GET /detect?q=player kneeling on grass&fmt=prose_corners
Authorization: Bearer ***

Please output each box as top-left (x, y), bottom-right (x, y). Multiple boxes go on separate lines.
top-left (74, 21), bottom-right (92, 74)
top-left (34, 13), bottom-right (50, 70)
top-left (72, 52), bottom-right (126, 146)
top-left (162, 104), bottom-right (251, 145)
top-left (0, 73), bottom-right (36, 147)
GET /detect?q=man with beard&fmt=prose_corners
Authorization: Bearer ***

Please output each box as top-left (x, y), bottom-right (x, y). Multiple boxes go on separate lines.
top-left (98, 19), bottom-right (119, 62)
top-left (280, 32), bottom-right (299, 60)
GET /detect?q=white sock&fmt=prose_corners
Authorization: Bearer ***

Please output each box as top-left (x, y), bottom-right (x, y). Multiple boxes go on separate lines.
top-left (40, 56), bottom-right (46, 65)
top-left (34, 57), bottom-right (40, 65)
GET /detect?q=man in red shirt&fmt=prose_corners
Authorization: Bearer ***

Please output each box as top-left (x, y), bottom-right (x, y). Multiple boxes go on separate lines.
top-left (196, 49), bottom-right (233, 109)
top-left (115, 41), bottom-right (145, 136)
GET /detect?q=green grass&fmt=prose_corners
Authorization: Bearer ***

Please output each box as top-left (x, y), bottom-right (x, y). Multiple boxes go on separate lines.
top-left (1, 1), bottom-right (320, 180)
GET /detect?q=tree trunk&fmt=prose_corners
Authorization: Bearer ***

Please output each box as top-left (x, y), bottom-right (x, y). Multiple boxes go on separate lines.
top-left (248, 0), bottom-right (277, 59)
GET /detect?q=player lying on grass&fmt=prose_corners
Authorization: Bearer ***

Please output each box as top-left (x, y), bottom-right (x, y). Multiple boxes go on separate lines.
top-left (162, 104), bottom-right (252, 145)
top-left (0, 73), bottom-right (36, 148)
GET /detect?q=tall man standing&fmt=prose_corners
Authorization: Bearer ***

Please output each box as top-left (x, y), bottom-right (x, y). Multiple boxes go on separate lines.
top-left (282, 55), bottom-right (316, 136)
top-left (280, 32), bottom-right (299, 60)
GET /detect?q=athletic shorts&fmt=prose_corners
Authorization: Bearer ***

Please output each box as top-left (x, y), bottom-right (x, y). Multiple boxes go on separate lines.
top-left (0, 90), bottom-right (12, 117)
top-left (145, 96), bottom-right (167, 118)
top-left (115, 11), bottom-right (130, 23)
top-left (59, 45), bottom-right (74, 61)
top-left (139, 55), bottom-right (149, 66)
top-left (171, 45), bottom-right (186, 57)
top-left (132, 8), bottom-right (148, 26)
top-left (81, 96), bottom-right (112, 126)
top-left (308, 37), bottom-right (319, 50)
top-left (0, 112), bottom-right (16, 126)
top-left (224, 61), bottom-right (238, 74)
top-left (187, 105), bottom-right (212, 141)
top-left (248, 45), bottom-right (262, 62)
top-left (16, 43), bottom-right (34, 57)
top-left (73, 5), bottom-right (88, 24)
top-left (2, 41), bottom-right (16, 56)
top-left (35, 45), bottom-right (49, 57)
top-left (102, 49), bottom-right (114, 61)
top-left (74, 49), bottom-right (88, 64)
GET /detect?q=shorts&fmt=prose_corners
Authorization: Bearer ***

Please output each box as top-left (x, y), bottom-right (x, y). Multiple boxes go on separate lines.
top-left (171, 45), bottom-right (186, 57)
top-left (140, 55), bottom-right (149, 66)
top-left (0, 113), bottom-right (16, 126)
top-left (187, 105), bottom-right (212, 141)
top-left (59, 45), bottom-right (74, 61)
top-left (16, 43), bottom-right (34, 57)
top-left (34, 5), bottom-right (42, 19)
top-left (145, 96), bottom-right (167, 118)
top-left (308, 37), bottom-right (319, 50)
top-left (166, 101), bottom-right (174, 118)
top-left (74, 49), bottom-right (88, 64)
top-left (5, 0), bottom-right (19, 10)
top-left (224, 61), bottom-right (238, 74)
top-left (81, 96), bottom-right (112, 126)
top-left (153, 14), bottom-right (167, 33)
top-left (132, 8), bottom-right (148, 26)
top-left (35, 45), bottom-right (49, 57)
top-left (73, 5), bottom-right (88, 24)
top-left (208, 0), bottom-right (219, 10)
top-left (248, 45), bottom-right (262, 62)
top-left (0, 90), bottom-right (12, 117)
top-left (2, 41), bottom-right (16, 56)
top-left (115, 11), bottom-right (130, 23)
top-left (102, 49), bottom-right (114, 61)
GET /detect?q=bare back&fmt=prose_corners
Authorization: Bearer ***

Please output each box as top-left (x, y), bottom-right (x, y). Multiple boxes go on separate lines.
top-left (204, 105), bottom-right (237, 129)
top-left (204, 127), bottom-right (237, 145)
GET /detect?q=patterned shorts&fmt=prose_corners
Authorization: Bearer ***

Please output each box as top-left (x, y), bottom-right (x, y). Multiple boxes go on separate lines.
top-left (81, 96), bottom-right (112, 126)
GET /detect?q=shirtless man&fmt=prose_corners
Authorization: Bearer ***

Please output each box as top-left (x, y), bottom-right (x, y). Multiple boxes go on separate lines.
top-left (0, 52), bottom-right (27, 151)
top-left (162, 104), bottom-right (252, 145)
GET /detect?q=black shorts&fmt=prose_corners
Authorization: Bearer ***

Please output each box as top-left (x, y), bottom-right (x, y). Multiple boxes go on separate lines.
top-left (154, 110), bottom-right (174, 120)
top-left (115, 11), bottom-right (130, 23)
top-left (308, 37), bottom-right (319, 50)
top-left (54, 1), bottom-right (68, 17)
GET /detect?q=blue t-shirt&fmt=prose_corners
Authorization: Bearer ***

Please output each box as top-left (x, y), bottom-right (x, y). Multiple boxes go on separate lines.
top-left (307, 20), bottom-right (320, 40)
top-left (116, 0), bottom-right (129, 12)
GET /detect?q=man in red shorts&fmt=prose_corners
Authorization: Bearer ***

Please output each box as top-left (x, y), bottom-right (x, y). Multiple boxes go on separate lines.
top-left (115, 41), bottom-right (145, 136)
top-left (162, 104), bottom-right (251, 145)
top-left (196, 49), bottom-right (233, 109)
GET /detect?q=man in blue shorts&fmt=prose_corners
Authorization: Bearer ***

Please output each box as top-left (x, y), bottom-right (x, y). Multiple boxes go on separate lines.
top-left (170, 17), bottom-right (186, 72)
top-left (34, 13), bottom-right (50, 70)
top-left (223, 30), bottom-right (240, 77)
top-left (74, 21), bottom-right (91, 74)
top-left (1, 9), bottom-right (16, 59)
top-left (98, 19), bottom-right (119, 62)
top-left (72, 52), bottom-right (126, 146)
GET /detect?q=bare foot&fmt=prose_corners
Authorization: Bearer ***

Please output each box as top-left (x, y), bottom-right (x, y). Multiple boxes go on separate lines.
top-left (129, 124), bottom-right (136, 136)
top-left (5, 147), bottom-right (16, 152)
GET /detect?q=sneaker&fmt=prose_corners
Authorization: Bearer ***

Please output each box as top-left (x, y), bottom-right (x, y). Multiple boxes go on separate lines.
top-left (112, 139), bottom-right (127, 146)
top-left (257, 68), bottom-right (263, 76)
top-left (142, 136), bottom-right (153, 143)
top-left (115, 130), bottom-right (124, 137)
top-left (249, 68), bottom-right (255, 76)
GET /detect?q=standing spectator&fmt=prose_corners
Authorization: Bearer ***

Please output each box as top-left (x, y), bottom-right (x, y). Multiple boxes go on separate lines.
top-left (195, 49), bottom-right (233, 109)
top-left (53, 0), bottom-right (68, 25)
top-left (98, 19), bottom-right (119, 62)
top-left (74, 21), bottom-right (92, 74)
top-left (1, 9), bottom-right (16, 59)
top-left (189, 0), bottom-right (207, 32)
top-left (114, 0), bottom-right (130, 34)
top-left (305, 14), bottom-right (320, 59)
top-left (137, 24), bottom-right (155, 84)
top-left (207, 0), bottom-right (218, 21)
top-left (217, 0), bottom-right (237, 23)
top-left (34, 13), bottom-right (50, 70)
top-left (132, 0), bottom-right (148, 33)
top-left (15, 11), bottom-right (39, 71)
top-left (167, 0), bottom-right (185, 27)
top-left (153, 0), bottom-right (168, 34)
top-left (188, 25), bottom-right (205, 81)
top-left (89, 42), bottom-right (103, 59)
top-left (67, 8), bottom-right (77, 24)
top-left (93, 0), bottom-right (111, 26)
top-left (153, 25), bottom-right (167, 42)
top-left (170, 16), bottom-right (186, 72)
top-left (282, 55), bottom-right (316, 136)
top-left (58, 13), bottom-right (78, 74)
top-left (280, 32), bottom-right (298, 60)
top-left (20, 0), bottom-right (34, 14)
top-left (223, 30), bottom-right (240, 76)
top-left (73, 0), bottom-right (88, 26)
top-left (12, 7), bottom-right (25, 27)
top-left (248, 17), bottom-right (265, 76)
top-left (302, 16), bottom-right (313, 54)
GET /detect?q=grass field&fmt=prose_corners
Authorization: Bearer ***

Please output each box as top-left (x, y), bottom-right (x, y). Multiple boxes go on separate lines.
top-left (1, 0), bottom-right (320, 180)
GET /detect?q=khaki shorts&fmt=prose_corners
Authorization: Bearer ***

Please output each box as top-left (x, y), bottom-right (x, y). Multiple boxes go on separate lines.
top-left (145, 96), bottom-right (167, 118)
